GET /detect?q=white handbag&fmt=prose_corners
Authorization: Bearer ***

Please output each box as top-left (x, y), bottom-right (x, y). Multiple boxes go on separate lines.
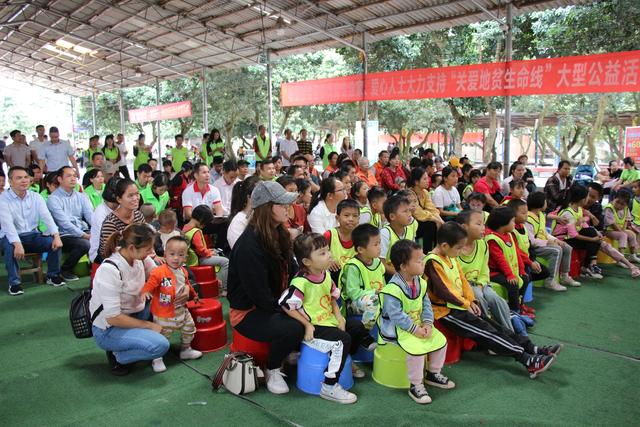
top-left (213, 352), bottom-right (264, 395)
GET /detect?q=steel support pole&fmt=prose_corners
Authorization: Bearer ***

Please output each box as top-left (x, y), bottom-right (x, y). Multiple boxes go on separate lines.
top-left (156, 78), bottom-right (161, 164)
top-left (91, 92), bottom-right (97, 135)
top-left (69, 95), bottom-right (75, 144)
top-left (266, 49), bottom-right (274, 148)
top-left (118, 90), bottom-right (125, 135)
top-left (362, 32), bottom-right (369, 158)
top-left (202, 66), bottom-right (208, 133)
top-left (503, 1), bottom-right (513, 177)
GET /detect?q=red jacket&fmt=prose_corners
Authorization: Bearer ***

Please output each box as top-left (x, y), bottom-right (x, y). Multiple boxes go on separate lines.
top-left (380, 166), bottom-right (408, 192)
top-left (486, 228), bottom-right (527, 281)
top-left (141, 264), bottom-right (197, 318)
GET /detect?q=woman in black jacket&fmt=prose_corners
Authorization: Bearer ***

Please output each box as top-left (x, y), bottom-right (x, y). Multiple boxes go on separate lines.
top-left (227, 181), bottom-right (303, 395)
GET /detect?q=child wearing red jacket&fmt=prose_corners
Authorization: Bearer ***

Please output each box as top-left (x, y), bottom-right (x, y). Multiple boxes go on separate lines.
top-left (142, 236), bottom-right (201, 373)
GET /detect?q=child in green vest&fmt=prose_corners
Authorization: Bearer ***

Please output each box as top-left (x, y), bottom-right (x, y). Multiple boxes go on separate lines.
top-left (379, 239), bottom-right (453, 404)
top-left (351, 181), bottom-right (369, 208)
top-left (339, 224), bottom-right (386, 329)
top-left (182, 205), bottom-right (229, 294)
top-left (456, 210), bottom-right (514, 333)
top-left (380, 195), bottom-right (415, 275)
top-left (603, 191), bottom-right (640, 264)
top-left (359, 186), bottom-right (386, 229)
top-left (501, 179), bottom-right (526, 205)
top-left (280, 234), bottom-right (362, 404)
top-left (631, 180), bottom-right (640, 234)
top-left (462, 169), bottom-right (481, 201)
top-left (467, 191), bottom-right (490, 223)
top-left (83, 169), bottom-right (105, 209)
top-left (324, 199), bottom-right (359, 276)
top-left (426, 222), bottom-right (561, 379)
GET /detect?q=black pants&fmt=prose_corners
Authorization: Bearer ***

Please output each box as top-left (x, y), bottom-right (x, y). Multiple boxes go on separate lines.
top-left (313, 325), bottom-right (351, 385)
top-left (345, 318), bottom-right (374, 354)
top-left (417, 220), bottom-right (438, 253)
top-left (235, 309), bottom-right (305, 370)
top-left (118, 165), bottom-right (131, 180)
top-left (60, 236), bottom-right (90, 274)
top-left (203, 217), bottom-right (230, 254)
top-left (565, 227), bottom-right (601, 264)
top-left (439, 310), bottom-right (534, 364)
top-left (491, 273), bottom-right (531, 311)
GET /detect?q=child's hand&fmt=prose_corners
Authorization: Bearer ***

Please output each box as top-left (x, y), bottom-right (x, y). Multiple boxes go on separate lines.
top-left (470, 302), bottom-right (482, 316)
top-left (148, 322), bottom-right (163, 334)
top-left (328, 260), bottom-right (341, 272)
top-left (192, 295), bottom-right (200, 304)
top-left (422, 323), bottom-right (432, 338)
top-left (531, 261), bottom-right (542, 273)
top-left (337, 316), bottom-right (346, 331)
top-left (142, 292), bottom-right (153, 301)
top-left (413, 326), bottom-right (428, 338)
top-left (508, 277), bottom-right (519, 286)
top-left (304, 324), bottom-right (315, 342)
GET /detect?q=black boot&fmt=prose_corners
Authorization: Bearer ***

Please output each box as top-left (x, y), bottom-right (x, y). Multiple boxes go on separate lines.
top-left (106, 351), bottom-right (131, 376)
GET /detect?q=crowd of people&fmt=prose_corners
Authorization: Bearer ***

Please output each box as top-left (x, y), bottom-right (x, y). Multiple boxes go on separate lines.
top-left (2, 124), bottom-right (640, 405)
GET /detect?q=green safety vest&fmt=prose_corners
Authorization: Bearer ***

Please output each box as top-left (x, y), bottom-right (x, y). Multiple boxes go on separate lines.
top-left (551, 206), bottom-right (583, 239)
top-left (84, 184), bottom-right (104, 209)
top-left (171, 146), bottom-right (189, 171)
top-left (632, 198), bottom-right (640, 227)
top-left (322, 143), bottom-right (337, 169)
top-left (135, 180), bottom-right (150, 192)
top-left (141, 186), bottom-right (169, 215)
top-left (103, 146), bottom-right (119, 162)
top-left (383, 224), bottom-right (416, 260)
top-left (603, 203), bottom-right (628, 231)
top-left (338, 256), bottom-right (386, 297)
top-left (425, 253), bottom-right (467, 310)
top-left (255, 134), bottom-right (271, 159)
top-left (184, 227), bottom-right (203, 267)
top-left (211, 140), bottom-right (225, 160)
top-left (86, 147), bottom-right (102, 169)
top-left (512, 226), bottom-right (530, 254)
top-left (377, 277), bottom-right (446, 356)
top-left (527, 211), bottom-right (547, 240)
top-left (360, 205), bottom-right (382, 229)
top-left (485, 234), bottom-right (523, 288)
top-left (290, 274), bottom-right (339, 328)
top-left (134, 144), bottom-right (150, 170)
top-left (29, 184), bottom-right (40, 193)
top-left (328, 228), bottom-right (356, 268)
top-left (457, 239), bottom-right (490, 286)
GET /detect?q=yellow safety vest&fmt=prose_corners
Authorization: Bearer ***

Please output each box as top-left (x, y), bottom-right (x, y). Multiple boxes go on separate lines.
top-left (632, 198), bottom-right (640, 227)
top-left (603, 203), bottom-right (628, 231)
top-left (322, 143), bottom-right (337, 169)
top-left (425, 253), bottom-right (466, 310)
top-left (551, 206), bottom-right (583, 239)
top-left (255, 134), bottom-right (271, 159)
top-left (328, 228), bottom-right (356, 268)
top-left (457, 239), bottom-right (490, 286)
top-left (290, 274), bottom-right (339, 327)
top-left (338, 256), bottom-right (386, 296)
top-left (527, 211), bottom-right (547, 240)
top-left (485, 234), bottom-right (523, 288)
top-left (512, 226), bottom-right (530, 254)
top-left (383, 224), bottom-right (416, 261)
top-left (184, 227), bottom-right (203, 267)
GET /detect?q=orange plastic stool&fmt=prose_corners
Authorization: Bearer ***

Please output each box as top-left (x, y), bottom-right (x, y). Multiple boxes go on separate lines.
top-left (434, 320), bottom-right (476, 365)
top-left (89, 263), bottom-right (100, 288)
top-left (230, 328), bottom-right (271, 367)
top-left (187, 298), bottom-right (227, 352)
top-left (190, 265), bottom-right (219, 298)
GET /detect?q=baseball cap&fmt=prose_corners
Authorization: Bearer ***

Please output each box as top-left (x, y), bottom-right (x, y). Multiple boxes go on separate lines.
top-left (251, 180), bottom-right (298, 209)
top-left (449, 156), bottom-right (461, 168)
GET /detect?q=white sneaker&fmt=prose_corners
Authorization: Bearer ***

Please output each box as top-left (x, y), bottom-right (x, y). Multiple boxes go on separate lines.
top-left (617, 261), bottom-right (629, 269)
top-left (152, 358), bottom-right (167, 373)
top-left (265, 368), bottom-right (289, 394)
top-left (544, 281), bottom-right (567, 292)
top-left (320, 382), bottom-right (357, 404)
top-left (352, 363), bottom-right (366, 379)
top-left (628, 254), bottom-right (640, 264)
top-left (560, 275), bottom-right (581, 287)
top-left (179, 347), bottom-right (203, 360)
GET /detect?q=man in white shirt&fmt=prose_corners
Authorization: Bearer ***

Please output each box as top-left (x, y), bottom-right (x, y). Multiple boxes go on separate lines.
top-left (278, 129), bottom-right (298, 167)
top-left (213, 160), bottom-right (239, 217)
top-left (29, 124), bottom-right (47, 162)
top-left (182, 162), bottom-right (224, 220)
top-left (38, 126), bottom-right (79, 176)
top-left (115, 133), bottom-right (130, 179)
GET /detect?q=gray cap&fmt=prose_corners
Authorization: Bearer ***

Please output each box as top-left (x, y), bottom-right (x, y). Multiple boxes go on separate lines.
top-left (251, 180), bottom-right (298, 209)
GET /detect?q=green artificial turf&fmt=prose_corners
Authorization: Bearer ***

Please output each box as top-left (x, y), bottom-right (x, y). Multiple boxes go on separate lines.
top-left (0, 265), bottom-right (638, 426)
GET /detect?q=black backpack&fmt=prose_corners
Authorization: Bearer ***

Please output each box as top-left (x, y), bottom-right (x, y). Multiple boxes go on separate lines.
top-left (69, 260), bottom-right (120, 339)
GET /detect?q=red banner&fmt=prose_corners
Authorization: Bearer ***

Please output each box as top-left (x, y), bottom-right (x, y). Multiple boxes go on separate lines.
top-left (281, 50), bottom-right (640, 107)
top-left (624, 126), bottom-right (640, 164)
top-left (128, 101), bottom-right (192, 123)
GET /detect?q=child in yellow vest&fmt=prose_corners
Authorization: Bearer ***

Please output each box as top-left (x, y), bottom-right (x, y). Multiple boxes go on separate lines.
top-left (500, 179), bottom-right (526, 205)
top-left (468, 192), bottom-right (490, 223)
top-left (426, 222), bottom-right (561, 379)
top-left (359, 186), bottom-right (387, 229)
top-left (324, 199), bottom-right (359, 276)
top-left (279, 234), bottom-right (364, 404)
top-left (380, 195), bottom-right (416, 275)
top-left (603, 191), bottom-right (640, 264)
top-left (525, 192), bottom-right (581, 290)
top-left (378, 239), bottom-right (454, 404)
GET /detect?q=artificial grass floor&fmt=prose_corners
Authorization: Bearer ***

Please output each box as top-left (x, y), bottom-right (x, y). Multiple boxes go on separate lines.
top-left (0, 265), bottom-right (638, 426)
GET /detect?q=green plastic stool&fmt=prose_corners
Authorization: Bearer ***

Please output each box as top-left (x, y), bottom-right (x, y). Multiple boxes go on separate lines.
top-left (72, 254), bottom-right (91, 277)
top-left (490, 282), bottom-right (508, 301)
top-left (372, 343), bottom-right (410, 389)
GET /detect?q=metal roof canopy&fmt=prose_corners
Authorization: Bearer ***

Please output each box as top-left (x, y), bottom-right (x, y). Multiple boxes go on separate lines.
top-left (0, 0), bottom-right (587, 97)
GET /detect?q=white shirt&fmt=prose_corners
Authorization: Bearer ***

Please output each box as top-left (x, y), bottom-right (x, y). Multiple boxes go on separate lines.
top-left (182, 182), bottom-right (222, 210)
top-left (29, 137), bottom-right (46, 156)
top-left (432, 186), bottom-right (461, 210)
top-left (89, 202), bottom-right (113, 262)
top-left (213, 176), bottom-right (239, 217)
top-left (227, 211), bottom-right (249, 249)
top-left (115, 141), bottom-right (128, 166)
top-left (308, 200), bottom-right (338, 234)
top-left (279, 138), bottom-right (299, 166)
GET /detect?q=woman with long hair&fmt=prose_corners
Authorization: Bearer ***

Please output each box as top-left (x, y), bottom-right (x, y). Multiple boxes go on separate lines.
top-left (408, 167), bottom-right (444, 252)
top-left (341, 136), bottom-right (353, 157)
top-left (227, 176), bottom-right (260, 249)
top-left (103, 134), bottom-right (120, 178)
top-left (380, 149), bottom-right (408, 193)
top-left (227, 181), bottom-right (303, 395)
top-left (203, 128), bottom-right (225, 166)
top-left (308, 177), bottom-right (346, 234)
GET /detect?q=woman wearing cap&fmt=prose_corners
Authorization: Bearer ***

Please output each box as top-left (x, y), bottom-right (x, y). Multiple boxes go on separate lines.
top-left (227, 181), bottom-right (304, 395)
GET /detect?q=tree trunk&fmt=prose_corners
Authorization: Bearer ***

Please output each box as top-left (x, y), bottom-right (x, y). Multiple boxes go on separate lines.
top-left (586, 95), bottom-right (609, 164)
top-left (279, 107), bottom-right (292, 134)
top-left (446, 100), bottom-right (465, 155)
top-left (604, 125), bottom-right (622, 159)
top-left (536, 97), bottom-right (565, 160)
top-left (483, 97), bottom-right (497, 163)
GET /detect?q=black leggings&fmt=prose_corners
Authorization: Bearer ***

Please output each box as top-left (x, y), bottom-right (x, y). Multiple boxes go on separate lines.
top-left (313, 326), bottom-right (351, 385)
top-left (417, 220), bottom-right (438, 253)
top-left (234, 309), bottom-right (305, 370)
top-left (565, 227), bottom-right (601, 264)
top-left (491, 273), bottom-right (531, 311)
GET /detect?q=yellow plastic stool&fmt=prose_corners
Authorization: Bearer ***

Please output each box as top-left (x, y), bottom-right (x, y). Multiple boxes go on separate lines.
top-left (597, 237), bottom-right (617, 265)
top-left (372, 343), bottom-right (410, 389)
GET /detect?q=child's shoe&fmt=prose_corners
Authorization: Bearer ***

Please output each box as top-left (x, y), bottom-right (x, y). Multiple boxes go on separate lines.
top-left (536, 343), bottom-right (564, 357)
top-left (560, 274), bottom-right (581, 287)
top-left (361, 335), bottom-right (377, 352)
top-left (617, 260), bottom-right (629, 269)
top-left (106, 351), bottom-right (131, 376)
top-left (320, 382), bottom-right (357, 404)
top-left (581, 267), bottom-right (603, 280)
top-left (408, 383), bottom-right (432, 404)
top-left (631, 267), bottom-right (640, 278)
top-left (544, 280), bottom-right (567, 292)
top-left (152, 357), bottom-right (167, 373)
top-left (352, 363), bottom-right (365, 379)
top-left (526, 354), bottom-right (556, 379)
top-left (265, 368), bottom-right (289, 394)
top-left (628, 254), bottom-right (640, 264)
top-left (425, 371), bottom-right (456, 389)
top-left (180, 347), bottom-right (203, 360)
top-left (591, 265), bottom-right (604, 276)
top-left (520, 304), bottom-right (536, 314)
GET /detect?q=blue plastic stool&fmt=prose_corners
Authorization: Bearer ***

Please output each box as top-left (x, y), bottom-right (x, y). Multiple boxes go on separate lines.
top-left (349, 315), bottom-right (377, 363)
top-left (296, 342), bottom-right (354, 395)
top-left (523, 281), bottom-right (534, 303)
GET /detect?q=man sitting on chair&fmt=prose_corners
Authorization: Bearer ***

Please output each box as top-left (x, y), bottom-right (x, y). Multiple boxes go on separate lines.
top-left (0, 166), bottom-right (65, 296)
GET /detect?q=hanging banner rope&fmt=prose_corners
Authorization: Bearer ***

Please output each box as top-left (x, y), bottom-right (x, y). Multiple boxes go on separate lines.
top-left (281, 50), bottom-right (640, 107)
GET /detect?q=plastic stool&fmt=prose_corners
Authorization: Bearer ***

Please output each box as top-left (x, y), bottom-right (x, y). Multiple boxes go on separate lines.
top-left (434, 319), bottom-right (476, 365)
top-left (187, 298), bottom-right (227, 352)
top-left (198, 279), bottom-right (220, 298)
top-left (348, 315), bottom-right (377, 363)
top-left (72, 254), bottom-right (90, 277)
top-left (490, 282), bottom-right (508, 301)
top-left (569, 249), bottom-right (586, 278)
top-left (191, 265), bottom-right (217, 282)
top-left (522, 281), bottom-right (534, 303)
top-left (230, 328), bottom-right (270, 367)
top-left (89, 263), bottom-right (100, 288)
top-left (372, 343), bottom-right (409, 389)
top-left (597, 237), bottom-right (617, 264)
top-left (296, 342), bottom-right (354, 395)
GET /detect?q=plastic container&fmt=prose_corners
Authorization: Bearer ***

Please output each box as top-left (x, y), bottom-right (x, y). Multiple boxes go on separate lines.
top-left (296, 342), bottom-right (354, 395)
top-left (230, 328), bottom-right (270, 367)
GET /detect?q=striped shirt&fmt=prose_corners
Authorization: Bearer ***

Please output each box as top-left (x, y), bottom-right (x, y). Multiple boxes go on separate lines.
top-left (98, 210), bottom-right (145, 260)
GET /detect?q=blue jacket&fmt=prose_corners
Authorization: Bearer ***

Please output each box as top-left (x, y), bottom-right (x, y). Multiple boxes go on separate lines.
top-left (47, 188), bottom-right (93, 237)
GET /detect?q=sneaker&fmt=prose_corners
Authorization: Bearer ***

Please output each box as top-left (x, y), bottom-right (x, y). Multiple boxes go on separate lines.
top-left (425, 371), bottom-right (456, 389)
top-left (352, 363), bottom-right (365, 379)
top-left (580, 267), bottom-right (603, 280)
top-left (265, 368), bottom-right (289, 394)
top-left (179, 347), bottom-right (203, 360)
top-left (628, 254), bottom-right (640, 264)
top-left (591, 265), bottom-right (603, 275)
top-left (152, 357), bottom-right (167, 373)
top-left (536, 344), bottom-right (564, 357)
top-left (520, 304), bottom-right (536, 314)
top-left (616, 261), bottom-right (629, 269)
top-left (544, 281), bottom-right (567, 292)
top-left (408, 383), bottom-right (432, 404)
top-left (526, 354), bottom-right (556, 379)
top-left (631, 268), bottom-right (640, 278)
top-left (61, 272), bottom-right (79, 282)
top-left (560, 275), bottom-right (581, 287)
top-left (320, 382), bottom-right (357, 404)
top-left (46, 275), bottom-right (66, 287)
top-left (8, 285), bottom-right (24, 296)
top-left (365, 341), bottom-right (378, 352)
top-left (106, 351), bottom-right (131, 376)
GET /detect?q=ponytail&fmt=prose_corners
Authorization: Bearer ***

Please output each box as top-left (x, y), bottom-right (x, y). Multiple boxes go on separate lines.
top-left (309, 177), bottom-right (337, 212)
top-left (103, 224), bottom-right (156, 259)
top-left (103, 230), bottom-right (123, 259)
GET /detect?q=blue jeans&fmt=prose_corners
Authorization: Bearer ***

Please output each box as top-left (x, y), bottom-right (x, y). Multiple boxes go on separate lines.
top-left (92, 304), bottom-right (170, 364)
top-left (1, 232), bottom-right (61, 288)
